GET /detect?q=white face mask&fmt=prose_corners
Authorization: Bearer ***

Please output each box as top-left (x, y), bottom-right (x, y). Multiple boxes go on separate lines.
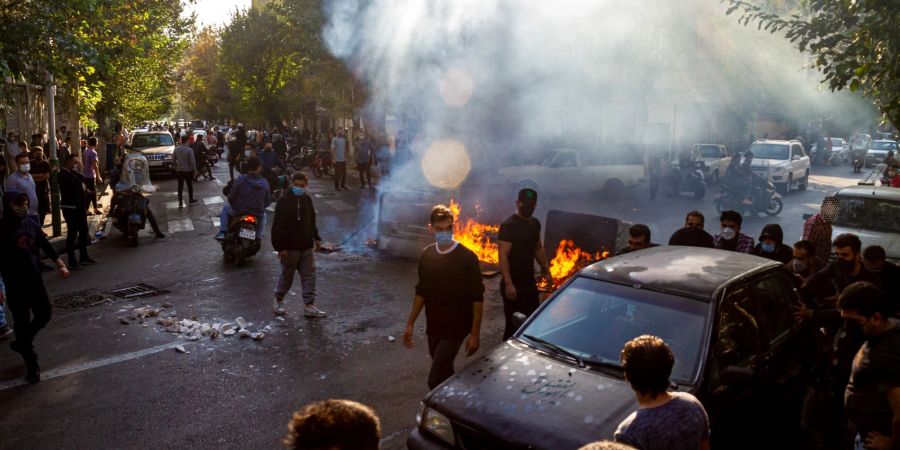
top-left (18, 163), bottom-right (30, 173)
top-left (720, 227), bottom-right (737, 240)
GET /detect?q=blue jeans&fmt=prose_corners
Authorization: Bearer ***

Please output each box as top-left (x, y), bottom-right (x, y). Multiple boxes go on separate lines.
top-left (219, 204), bottom-right (266, 238)
top-left (0, 277), bottom-right (6, 328)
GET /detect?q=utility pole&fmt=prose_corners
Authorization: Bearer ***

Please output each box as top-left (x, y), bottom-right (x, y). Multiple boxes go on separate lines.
top-left (46, 75), bottom-right (62, 237)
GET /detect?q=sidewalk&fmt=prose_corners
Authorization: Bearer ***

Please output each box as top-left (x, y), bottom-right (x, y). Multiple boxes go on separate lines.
top-left (44, 184), bottom-right (111, 257)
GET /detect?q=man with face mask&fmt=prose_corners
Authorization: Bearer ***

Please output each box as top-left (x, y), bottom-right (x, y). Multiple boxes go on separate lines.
top-left (863, 245), bottom-right (900, 317)
top-left (713, 210), bottom-right (754, 253)
top-left (498, 188), bottom-right (552, 340)
top-left (838, 282), bottom-right (900, 450)
top-left (750, 224), bottom-right (792, 263)
top-left (403, 204), bottom-right (484, 389)
top-left (271, 172), bottom-right (324, 318)
top-left (788, 240), bottom-right (820, 282)
top-left (5, 153), bottom-right (38, 220)
top-left (803, 197), bottom-right (837, 262)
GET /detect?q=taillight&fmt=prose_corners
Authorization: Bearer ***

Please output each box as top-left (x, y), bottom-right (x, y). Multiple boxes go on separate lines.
top-left (243, 216), bottom-right (257, 224)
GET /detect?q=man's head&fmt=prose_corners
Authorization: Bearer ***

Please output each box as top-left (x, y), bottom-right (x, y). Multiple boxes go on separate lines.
top-left (833, 233), bottom-right (862, 273)
top-left (88, 137), bottom-right (98, 147)
top-left (684, 210), bottom-right (704, 230)
top-left (180, 134), bottom-right (190, 144)
top-left (14, 153), bottom-right (29, 172)
top-left (742, 151), bottom-right (754, 166)
top-left (820, 197), bottom-right (839, 223)
top-left (244, 156), bottom-right (261, 174)
top-left (264, 142), bottom-right (273, 151)
top-left (65, 153), bottom-right (80, 169)
top-left (283, 399), bottom-right (381, 450)
top-left (516, 188), bottom-right (538, 219)
top-left (719, 210), bottom-right (742, 238)
top-left (620, 335), bottom-right (674, 399)
top-left (838, 282), bottom-right (892, 337)
top-left (792, 240), bottom-right (815, 264)
top-left (7, 131), bottom-right (15, 142)
top-left (863, 245), bottom-right (888, 273)
top-left (31, 146), bottom-right (44, 161)
top-left (627, 224), bottom-right (652, 250)
top-left (291, 172), bottom-right (308, 190)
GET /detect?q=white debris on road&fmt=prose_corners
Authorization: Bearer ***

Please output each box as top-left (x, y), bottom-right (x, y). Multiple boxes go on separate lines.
top-left (115, 305), bottom-right (271, 346)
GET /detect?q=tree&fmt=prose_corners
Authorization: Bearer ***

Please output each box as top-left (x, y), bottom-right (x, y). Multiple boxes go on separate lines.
top-left (725, 0), bottom-right (900, 128)
top-left (177, 28), bottom-right (235, 122)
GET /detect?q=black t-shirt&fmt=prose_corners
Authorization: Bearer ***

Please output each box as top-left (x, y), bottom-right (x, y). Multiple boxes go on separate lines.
top-left (30, 160), bottom-right (50, 196)
top-left (802, 262), bottom-right (882, 301)
top-left (668, 227), bottom-right (714, 248)
top-left (844, 325), bottom-right (900, 437)
top-left (875, 263), bottom-right (900, 317)
top-left (415, 243), bottom-right (485, 340)
top-left (498, 214), bottom-right (541, 290)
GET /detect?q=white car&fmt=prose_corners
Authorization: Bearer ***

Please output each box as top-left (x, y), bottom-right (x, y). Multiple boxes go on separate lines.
top-left (747, 139), bottom-right (811, 195)
top-left (866, 140), bottom-right (898, 167)
top-left (128, 131), bottom-right (176, 174)
top-left (693, 143), bottom-right (731, 184)
top-left (498, 147), bottom-right (643, 199)
top-left (831, 186), bottom-right (900, 262)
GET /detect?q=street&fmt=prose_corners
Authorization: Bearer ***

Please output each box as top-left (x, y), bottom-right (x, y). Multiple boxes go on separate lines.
top-left (0, 160), bottom-right (866, 449)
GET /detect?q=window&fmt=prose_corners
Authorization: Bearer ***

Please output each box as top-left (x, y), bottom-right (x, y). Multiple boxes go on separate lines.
top-left (715, 287), bottom-right (762, 368)
top-left (553, 152), bottom-right (578, 168)
top-left (747, 143), bottom-right (789, 160)
top-left (751, 275), bottom-right (793, 344)
top-left (791, 144), bottom-right (804, 158)
top-left (834, 196), bottom-right (900, 233)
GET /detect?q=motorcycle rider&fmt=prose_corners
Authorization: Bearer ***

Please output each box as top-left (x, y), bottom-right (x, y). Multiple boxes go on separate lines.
top-left (259, 141), bottom-right (287, 193)
top-left (215, 156), bottom-right (270, 241)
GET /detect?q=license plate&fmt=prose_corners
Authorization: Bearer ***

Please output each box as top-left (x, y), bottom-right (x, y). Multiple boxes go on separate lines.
top-left (149, 160), bottom-right (163, 167)
top-left (239, 228), bottom-right (256, 240)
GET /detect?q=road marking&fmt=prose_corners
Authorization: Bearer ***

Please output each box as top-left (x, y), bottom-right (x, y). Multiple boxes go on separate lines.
top-left (203, 196), bottom-right (224, 205)
top-left (167, 218), bottom-right (194, 233)
top-left (324, 200), bottom-right (356, 212)
top-left (165, 201), bottom-right (181, 209)
top-left (212, 217), bottom-right (221, 227)
top-left (0, 341), bottom-right (184, 392)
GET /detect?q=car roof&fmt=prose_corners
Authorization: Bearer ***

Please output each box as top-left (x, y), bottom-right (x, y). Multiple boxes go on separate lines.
top-left (752, 139), bottom-right (797, 145)
top-left (837, 185), bottom-right (900, 201)
top-left (579, 246), bottom-right (780, 300)
top-left (872, 140), bottom-right (897, 144)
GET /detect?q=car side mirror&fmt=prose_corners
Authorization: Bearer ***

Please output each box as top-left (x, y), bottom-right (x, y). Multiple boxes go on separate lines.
top-left (792, 155), bottom-right (801, 161)
top-left (802, 213), bottom-right (813, 220)
top-left (720, 365), bottom-right (754, 386)
top-left (511, 312), bottom-right (528, 330)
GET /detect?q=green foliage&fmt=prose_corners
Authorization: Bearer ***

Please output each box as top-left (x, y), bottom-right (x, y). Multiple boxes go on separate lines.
top-left (178, 28), bottom-right (235, 121)
top-left (724, 0), bottom-right (900, 128)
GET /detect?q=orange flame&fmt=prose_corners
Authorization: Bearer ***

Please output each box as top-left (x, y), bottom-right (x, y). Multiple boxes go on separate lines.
top-left (541, 240), bottom-right (609, 290)
top-left (450, 199), bottom-right (499, 264)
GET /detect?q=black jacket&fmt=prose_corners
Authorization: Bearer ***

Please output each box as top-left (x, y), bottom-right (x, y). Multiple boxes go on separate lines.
top-left (58, 167), bottom-right (86, 210)
top-left (271, 193), bottom-right (321, 251)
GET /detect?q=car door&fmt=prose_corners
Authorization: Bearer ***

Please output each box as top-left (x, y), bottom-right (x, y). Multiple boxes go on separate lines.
top-left (790, 144), bottom-right (804, 178)
top-left (549, 151), bottom-right (581, 193)
top-left (749, 273), bottom-right (805, 395)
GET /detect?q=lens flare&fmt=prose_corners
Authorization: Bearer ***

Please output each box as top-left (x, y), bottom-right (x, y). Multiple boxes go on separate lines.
top-left (421, 140), bottom-right (471, 189)
top-left (438, 68), bottom-right (474, 107)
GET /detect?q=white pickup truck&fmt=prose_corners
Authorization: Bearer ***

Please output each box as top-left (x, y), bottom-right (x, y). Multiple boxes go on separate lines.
top-left (498, 148), bottom-right (644, 199)
top-left (746, 139), bottom-right (811, 195)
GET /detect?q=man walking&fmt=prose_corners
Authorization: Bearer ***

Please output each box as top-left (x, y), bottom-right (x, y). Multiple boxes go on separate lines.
top-left (271, 172), bottom-right (326, 318)
top-left (59, 154), bottom-right (95, 269)
top-left (83, 137), bottom-right (102, 215)
top-left (174, 134), bottom-right (197, 207)
top-left (498, 188), bottom-right (551, 340)
top-left (5, 153), bottom-right (38, 221)
top-left (403, 204), bottom-right (484, 389)
top-left (331, 129), bottom-right (348, 191)
top-left (28, 147), bottom-right (50, 226)
top-left (355, 133), bottom-right (373, 189)
top-left (803, 197), bottom-right (837, 263)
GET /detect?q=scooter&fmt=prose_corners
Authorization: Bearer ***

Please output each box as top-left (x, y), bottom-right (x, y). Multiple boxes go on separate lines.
top-left (311, 150), bottom-right (334, 178)
top-left (110, 185), bottom-right (149, 247)
top-left (220, 214), bottom-right (261, 266)
top-left (290, 146), bottom-right (316, 171)
top-left (668, 162), bottom-right (706, 199)
top-left (851, 149), bottom-right (866, 173)
top-left (715, 178), bottom-right (783, 217)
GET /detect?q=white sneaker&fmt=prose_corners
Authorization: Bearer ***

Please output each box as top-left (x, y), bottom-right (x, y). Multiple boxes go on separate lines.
top-left (273, 299), bottom-right (286, 316)
top-left (303, 305), bottom-right (327, 318)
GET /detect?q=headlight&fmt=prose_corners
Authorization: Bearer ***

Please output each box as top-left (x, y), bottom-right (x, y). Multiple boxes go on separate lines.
top-left (420, 406), bottom-right (455, 446)
top-left (774, 166), bottom-right (784, 172)
top-left (164, 154), bottom-right (173, 160)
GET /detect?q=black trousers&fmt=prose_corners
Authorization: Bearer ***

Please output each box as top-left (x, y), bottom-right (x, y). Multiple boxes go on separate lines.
top-left (84, 178), bottom-right (99, 209)
top-left (334, 161), bottom-right (347, 188)
top-left (357, 161), bottom-right (372, 187)
top-left (427, 336), bottom-right (463, 389)
top-left (6, 278), bottom-right (52, 363)
top-left (176, 171), bottom-right (194, 204)
top-left (649, 174), bottom-right (660, 200)
top-left (62, 208), bottom-right (89, 264)
top-left (501, 283), bottom-right (540, 340)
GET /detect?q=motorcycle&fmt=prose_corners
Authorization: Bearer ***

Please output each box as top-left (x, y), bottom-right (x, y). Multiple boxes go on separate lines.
top-left (110, 185), bottom-right (150, 247)
top-left (289, 146), bottom-right (316, 171)
top-left (715, 178), bottom-right (783, 217)
top-left (828, 148), bottom-right (847, 166)
top-left (220, 214), bottom-right (262, 266)
top-left (851, 149), bottom-right (866, 173)
top-left (267, 166), bottom-right (293, 203)
top-left (311, 150), bottom-right (334, 178)
top-left (668, 162), bottom-right (706, 199)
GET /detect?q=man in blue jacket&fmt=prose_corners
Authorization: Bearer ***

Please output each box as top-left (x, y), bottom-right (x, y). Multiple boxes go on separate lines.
top-left (215, 157), bottom-right (270, 240)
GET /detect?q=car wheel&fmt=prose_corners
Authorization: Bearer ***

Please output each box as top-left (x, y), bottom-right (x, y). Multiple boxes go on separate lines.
top-left (799, 170), bottom-right (809, 191)
top-left (777, 175), bottom-right (792, 195)
top-left (600, 179), bottom-right (625, 201)
top-left (693, 184), bottom-right (706, 199)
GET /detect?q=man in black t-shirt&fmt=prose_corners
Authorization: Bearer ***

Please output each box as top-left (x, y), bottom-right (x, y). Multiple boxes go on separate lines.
top-left (838, 282), bottom-right (900, 450)
top-left (403, 204), bottom-right (485, 389)
top-left (498, 188), bottom-right (551, 340)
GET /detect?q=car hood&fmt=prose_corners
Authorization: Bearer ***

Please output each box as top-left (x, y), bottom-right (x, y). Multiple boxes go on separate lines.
top-left (425, 341), bottom-right (637, 449)
top-left (867, 149), bottom-right (890, 155)
top-left (832, 224), bottom-right (900, 261)
top-left (499, 165), bottom-right (544, 175)
top-left (751, 158), bottom-right (790, 168)
top-left (132, 145), bottom-right (174, 155)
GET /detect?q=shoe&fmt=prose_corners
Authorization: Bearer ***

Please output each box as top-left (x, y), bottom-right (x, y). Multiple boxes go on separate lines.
top-left (303, 305), bottom-right (327, 318)
top-left (68, 263), bottom-right (83, 271)
top-left (214, 231), bottom-right (226, 241)
top-left (155, 232), bottom-right (166, 239)
top-left (80, 257), bottom-right (98, 265)
top-left (25, 361), bottom-right (40, 384)
top-left (210, 176), bottom-right (216, 180)
top-left (189, 199), bottom-right (198, 204)
top-left (273, 299), bottom-right (286, 316)
top-left (0, 326), bottom-right (12, 340)
top-left (178, 203), bottom-right (184, 208)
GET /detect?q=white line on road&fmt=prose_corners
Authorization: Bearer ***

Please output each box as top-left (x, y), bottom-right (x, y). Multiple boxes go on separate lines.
top-left (324, 200), bottom-right (356, 212)
top-left (0, 341), bottom-right (184, 392)
top-left (167, 218), bottom-right (194, 233)
top-left (212, 217), bottom-right (221, 227)
top-left (203, 196), bottom-right (224, 205)
top-left (165, 201), bottom-right (181, 209)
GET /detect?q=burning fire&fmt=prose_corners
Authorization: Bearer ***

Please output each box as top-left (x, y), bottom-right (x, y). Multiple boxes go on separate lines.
top-left (450, 199), bottom-right (499, 264)
top-left (540, 240), bottom-right (610, 290)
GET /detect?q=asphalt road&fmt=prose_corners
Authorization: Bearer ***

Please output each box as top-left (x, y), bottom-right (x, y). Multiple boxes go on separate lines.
top-left (0, 160), bottom-right (864, 449)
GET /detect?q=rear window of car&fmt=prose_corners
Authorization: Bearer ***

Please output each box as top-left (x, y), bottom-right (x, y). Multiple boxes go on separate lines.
top-left (131, 134), bottom-right (174, 147)
top-left (748, 143), bottom-right (789, 160)
top-left (700, 145), bottom-right (722, 158)
top-left (830, 138), bottom-right (844, 146)
top-left (871, 141), bottom-right (898, 151)
top-left (835, 196), bottom-right (900, 234)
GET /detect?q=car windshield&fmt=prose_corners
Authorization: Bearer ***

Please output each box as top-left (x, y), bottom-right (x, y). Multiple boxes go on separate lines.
top-left (131, 134), bottom-right (173, 147)
top-left (699, 145), bottom-right (721, 158)
top-left (748, 143), bottom-right (789, 160)
top-left (870, 141), bottom-right (898, 151)
top-left (834, 196), bottom-right (900, 233)
top-left (830, 138), bottom-right (844, 147)
top-left (518, 277), bottom-right (709, 384)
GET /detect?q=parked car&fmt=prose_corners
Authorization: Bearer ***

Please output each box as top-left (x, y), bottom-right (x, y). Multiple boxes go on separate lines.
top-left (830, 186), bottom-right (900, 263)
top-left (693, 143), bottom-right (730, 184)
top-left (498, 147), bottom-right (643, 200)
top-left (746, 139), bottom-right (810, 194)
top-left (865, 140), bottom-right (898, 167)
top-left (128, 131), bottom-right (176, 175)
top-left (408, 246), bottom-right (826, 450)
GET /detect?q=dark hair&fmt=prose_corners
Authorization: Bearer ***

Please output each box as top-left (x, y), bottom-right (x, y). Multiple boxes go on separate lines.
top-left (283, 399), bottom-right (381, 450)
top-left (65, 153), bottom-right (79, 163)
top-left (244, 156), bottom-right (261, 172)
top-left (620, 335), bottom-right (674, 398)
top-left (838, 282), bottom-right (888, 318)
top-left (720, 210), bottom-right (742, 226)
top-left (628, 224), bottom-right (651, 241)
top-left (180, 134), bottom-right (190, 143)
top-left (14, 153), bottom-right (28, 163)
top-left (833, 233), bottom-right (862, 253)
top-left (88, 137), bottom-right (98, 146)
top-left (863, 245), bottom-right (887, 262)
top-left (793, 240), bottom-right (816, 258)
top-left (429, 204), bottom-right (454, 225)
top-left (292, 172), bottom-right (308, 182)
top-left (685, 210), bottom-right (704, 225)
